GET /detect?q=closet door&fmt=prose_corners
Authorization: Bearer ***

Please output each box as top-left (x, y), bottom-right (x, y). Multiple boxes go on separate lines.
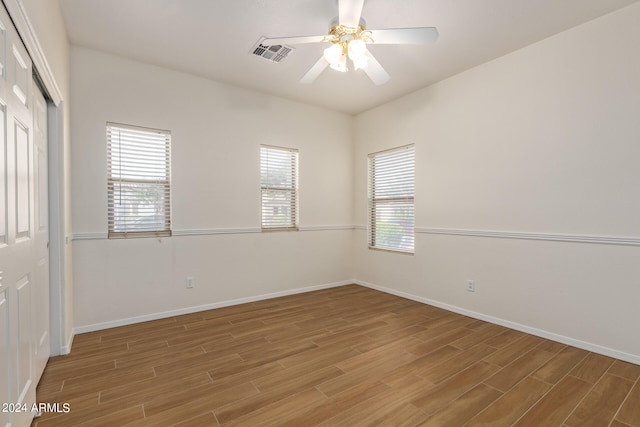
top-left (0, 4), bottom-right (46, 426)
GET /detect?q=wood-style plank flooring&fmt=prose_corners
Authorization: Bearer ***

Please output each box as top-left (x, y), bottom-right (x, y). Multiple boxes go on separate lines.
top-left (33, 285), bottom-right (640, 426)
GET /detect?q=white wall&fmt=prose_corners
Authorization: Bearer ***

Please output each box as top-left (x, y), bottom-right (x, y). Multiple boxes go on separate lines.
top-left (70, 47), bottom-right (354, 330)
top-left (17, 0), bottom-right (74, 354)
top-left (68, 4), bottom-right (640, 363)
top-left (353, 4), bottom-right (640, 363)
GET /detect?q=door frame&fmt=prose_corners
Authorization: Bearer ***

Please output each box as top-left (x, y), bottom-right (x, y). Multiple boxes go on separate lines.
top-left (3, 0), bottom-right (71, 355)
top-left (46, 101), bottom-right (68, 355)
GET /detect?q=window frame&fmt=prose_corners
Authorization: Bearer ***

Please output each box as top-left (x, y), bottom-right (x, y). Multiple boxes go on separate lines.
top-left (367, 144), bottom-right (415, 254)
top-left (107, 122), bottom-right (172, 239)
top-left (260, 144), bottom-right (299, 231)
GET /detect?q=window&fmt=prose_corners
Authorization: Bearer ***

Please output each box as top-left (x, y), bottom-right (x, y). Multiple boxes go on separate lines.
top-left (107, 122), bottom-right (171, 238)
top-left (368, 144), bottom-right (415, 253)
top-left (260, 145), bottom-right (298, 230)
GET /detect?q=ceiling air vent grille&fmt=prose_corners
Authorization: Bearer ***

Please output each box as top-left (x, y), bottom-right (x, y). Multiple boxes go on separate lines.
top-left (251, 37), bottom-right (294, 63)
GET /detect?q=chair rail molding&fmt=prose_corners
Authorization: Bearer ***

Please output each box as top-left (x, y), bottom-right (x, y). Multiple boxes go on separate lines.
top-left (72, 225), bottom-right (357, 240)
top-left (414, 227), bottom-right (640, 247)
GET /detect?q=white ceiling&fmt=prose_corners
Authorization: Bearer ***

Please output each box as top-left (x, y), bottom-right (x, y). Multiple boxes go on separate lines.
top-left (59, 0), bottom-right (638, 115)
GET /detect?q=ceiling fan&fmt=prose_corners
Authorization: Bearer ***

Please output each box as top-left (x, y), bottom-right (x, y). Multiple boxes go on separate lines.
top-left (261, 0), bottom-right (438, 85)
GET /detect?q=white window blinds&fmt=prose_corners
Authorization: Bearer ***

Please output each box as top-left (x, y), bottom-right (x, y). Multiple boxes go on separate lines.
top-left (107, 122), bottom-right (171, 238)
top-left (260, 145), bottom-right (298, 230)
top-left (368, 145), bottom-right (415, 253)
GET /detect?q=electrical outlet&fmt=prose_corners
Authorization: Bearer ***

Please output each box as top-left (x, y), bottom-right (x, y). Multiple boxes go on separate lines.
top-left (186, 276), bottom-right (194, 289)
top-left (467, 280), bottom-right (475, 292)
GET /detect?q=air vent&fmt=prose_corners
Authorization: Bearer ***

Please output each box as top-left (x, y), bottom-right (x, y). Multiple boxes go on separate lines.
top-left (251, 37), bottom-right (294, 63)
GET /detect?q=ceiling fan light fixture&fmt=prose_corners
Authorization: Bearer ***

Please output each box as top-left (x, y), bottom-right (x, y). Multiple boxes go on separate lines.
top-left (264, 0), bottom-right (438, 84)
top-left (347, 39), bottom-right (367, 61)
top-left (323, 43), bottom-right (343, 65)
top-left (330, 54), bottom-right (348, 72)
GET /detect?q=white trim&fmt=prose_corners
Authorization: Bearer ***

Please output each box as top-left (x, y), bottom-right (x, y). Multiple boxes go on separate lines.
top-left (172, 227), bottom-right (261, 237)
top-left (73, 225), bottom-right (356, 240)
top-left (355, 225), bottom-right (640, 247)
top-left (298, 225), bottom-right (354, 232)
top-left (3, 0), bottom-right (63, 105)
top-left (415, 227), bottom-right (640, 246)
top-left (73, 232), bottom-right (108, 241)
top-left (72, 276), bottom-right (640, 364)
top-left (47, 103), bottom-right (67, 356)
top-left (73, 280), bottom-right (353, 334)
top-left (57, 332), bottom-right (73, 356)
top-left (355, 279), bottom-right (640, 365)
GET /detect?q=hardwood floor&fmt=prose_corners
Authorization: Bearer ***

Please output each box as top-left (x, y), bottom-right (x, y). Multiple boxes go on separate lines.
top-left (32, 285), bottom-right (640, 426)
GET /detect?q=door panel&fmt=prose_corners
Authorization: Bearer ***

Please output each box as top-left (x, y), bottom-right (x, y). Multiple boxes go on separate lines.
top-left (0, 287), bottom-right (9, 427)
top-left (15, 119), bottom-right (29, 238)
top-left (0, 20), bottom-right (6, 74)
top-left (0, 104), bottom-right (5, 244)
top-left (11, 42), bottom-right (29, 107)
top-left (16, 275), bottom-right (32, 403)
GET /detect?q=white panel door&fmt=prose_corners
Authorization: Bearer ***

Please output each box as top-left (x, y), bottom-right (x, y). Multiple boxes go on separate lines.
top-left (0, 4), bottom-right (46, 427)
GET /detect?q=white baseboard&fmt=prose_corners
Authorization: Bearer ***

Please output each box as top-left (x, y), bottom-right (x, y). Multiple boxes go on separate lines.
top-left (50, 331), bottom-right (74, 356)
top-left (71, 278), bottom-right (640, 365)
top-left (73, 280), bottom-right (353, 335)
top-left (354, 280), bottom-right (640, 366)
top-left (60, 332), bottom-right (74, 355)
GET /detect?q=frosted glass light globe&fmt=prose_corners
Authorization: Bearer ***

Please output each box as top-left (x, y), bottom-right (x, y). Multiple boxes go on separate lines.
top-left (323, 44), bottom-right (342, 65)
top-left (330, 54), bottom-right (348, 72)
top-left (348, 39), bottom-right (367, 61)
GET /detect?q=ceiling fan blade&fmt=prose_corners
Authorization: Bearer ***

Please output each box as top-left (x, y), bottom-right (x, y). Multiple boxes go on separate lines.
top-left (369, 27), bottom-right (438, 44)
top-left (300, 56), bottom-right (329, 84)
top-left (363, 50), bottom-right (390, 85)
top-left (339, 0), bottom-right (365, 28)
top-left (262, 35), bottom-right (327, 45)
